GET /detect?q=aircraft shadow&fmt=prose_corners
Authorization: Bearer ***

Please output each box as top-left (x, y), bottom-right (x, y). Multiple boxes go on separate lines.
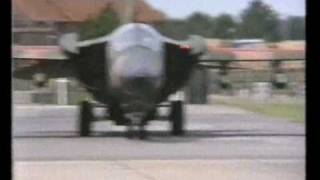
top-left (14, 129), bottom-right (304, 143)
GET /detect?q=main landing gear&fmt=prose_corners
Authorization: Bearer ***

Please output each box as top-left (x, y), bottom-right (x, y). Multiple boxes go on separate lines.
top-left (169, 100), bottom-right (185, 136)
top-left (79, 100), bottom-right (93, 137)
top-left (78, 100), bottom-right (185, 138)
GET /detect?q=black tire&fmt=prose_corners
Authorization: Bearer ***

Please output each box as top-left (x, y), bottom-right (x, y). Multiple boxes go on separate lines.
top-left (169, 101), bottom-right (185, 136)
top-left (79, 100), bottom-right (93, 136)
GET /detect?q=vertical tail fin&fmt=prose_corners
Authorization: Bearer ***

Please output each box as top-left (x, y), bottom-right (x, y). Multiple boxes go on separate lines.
top-left (121, 0), bottom-right (137, 24)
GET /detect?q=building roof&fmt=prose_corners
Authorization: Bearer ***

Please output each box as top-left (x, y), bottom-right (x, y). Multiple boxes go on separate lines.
top-left (13, 45), bottom-right (67, 60)
top-left (205, 40), bottom-right (305, 70)
top-left (204, 45), bottom-right (235, 60)
top-left (274, 41), bottom-right (305, 50)
top-left (13, 0), bottom-right (166, 23)
top-left (13, 42), bottom-right (305, 70)
top-left (272, 49), bottom-right (305, 59)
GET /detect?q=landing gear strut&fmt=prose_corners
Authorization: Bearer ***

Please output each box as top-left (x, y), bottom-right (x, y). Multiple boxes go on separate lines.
top-left (79, 100), bottom-right (94, 136)
top-left (169, 100), bottom-right (185, 136)
top-left (125, 112), bottom-right (149, 140)
top-left (77, 100), bottom-right (186, 138)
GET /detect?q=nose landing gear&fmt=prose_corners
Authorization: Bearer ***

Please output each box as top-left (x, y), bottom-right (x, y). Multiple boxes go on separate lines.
top-left (124, 112), bottom-right (148, 140)
top-left (169, 100), bottom-right (185, 136)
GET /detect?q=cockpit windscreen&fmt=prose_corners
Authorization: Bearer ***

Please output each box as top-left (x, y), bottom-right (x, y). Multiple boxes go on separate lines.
top-left (109, 24), bottom-right (163, 52)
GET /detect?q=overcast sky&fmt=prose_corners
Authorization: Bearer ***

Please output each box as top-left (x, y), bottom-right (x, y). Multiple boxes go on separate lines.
top-left (145, 0), bottom-right (305, 19)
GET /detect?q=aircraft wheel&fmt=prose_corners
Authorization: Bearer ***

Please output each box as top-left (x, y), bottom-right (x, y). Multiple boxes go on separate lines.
top-left (169, 100), bottom-right (185, 136)
top-left (79, 100), bottom-right (93, 136)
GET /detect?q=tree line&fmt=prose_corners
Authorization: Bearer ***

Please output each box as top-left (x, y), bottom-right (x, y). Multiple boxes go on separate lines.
top-left (79, 0), bottom-right (305, 42)
top-left (156, 0), bottom-right (305, 42)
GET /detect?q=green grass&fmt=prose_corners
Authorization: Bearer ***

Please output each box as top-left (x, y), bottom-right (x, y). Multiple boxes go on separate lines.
top-left (213, 98), bottom-right (305, 123)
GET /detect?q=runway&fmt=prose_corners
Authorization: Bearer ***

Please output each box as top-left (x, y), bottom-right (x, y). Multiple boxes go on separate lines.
top-left (13, 104), bottom-right (305, 180)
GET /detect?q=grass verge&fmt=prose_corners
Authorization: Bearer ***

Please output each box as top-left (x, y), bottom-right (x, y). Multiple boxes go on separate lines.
top-left (212, 97), bottom-right (305, 123)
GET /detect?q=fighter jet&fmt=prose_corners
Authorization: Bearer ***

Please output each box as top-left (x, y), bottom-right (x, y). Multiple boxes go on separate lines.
top-left (13, 24), bottom-right (305, 139)
top-left (13, 23), bottom-right (211, 139)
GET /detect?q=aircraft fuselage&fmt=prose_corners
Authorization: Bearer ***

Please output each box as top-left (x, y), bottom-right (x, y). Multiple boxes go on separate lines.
top-left (65, 23), bottom-right (198, 125)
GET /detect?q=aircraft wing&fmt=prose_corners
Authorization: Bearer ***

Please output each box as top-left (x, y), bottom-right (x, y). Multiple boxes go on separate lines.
top-left (13, 45), bottom-right (68, 60)
top-left (13, 33), bottom-right (111, 81)
top-left (163, 36), bottom-right (305, 72)
top-left (158, 35), bottom-right (207, 97)
top-left (162, 36), bottom-right (246, 71)
top-left (12, 45), bottom-right (76, 81)
top-left (162, 35), bottom-right (207, 56)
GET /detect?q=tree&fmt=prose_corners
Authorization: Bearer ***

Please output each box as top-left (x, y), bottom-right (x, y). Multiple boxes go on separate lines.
top-left (156, 12), bottom-right (215, 39)
top-left (213, 14), bottom-right (237, 39)
top-left (185, 12), bottom-right (215, 37)
top-left (287, 16), bottom-right (305, 40)
top-left (79, 10), bottom-right (120, 40)
top-left (156, 20), bottom-right (190, 40)
top-left (238, 0), bottom-right (282, 42)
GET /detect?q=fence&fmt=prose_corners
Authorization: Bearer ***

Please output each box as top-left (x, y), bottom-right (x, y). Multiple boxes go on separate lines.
top-left (13, 78), bottom-right (88, 105)
top-left (187, 60), bottom-right (305, 103)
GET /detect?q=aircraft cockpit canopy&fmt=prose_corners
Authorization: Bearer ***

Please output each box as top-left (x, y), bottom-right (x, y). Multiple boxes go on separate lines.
top-left (109, 23), bottom-right (163, 52)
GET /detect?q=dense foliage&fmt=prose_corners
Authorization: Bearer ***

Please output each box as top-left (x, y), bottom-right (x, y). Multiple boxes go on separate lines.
top-left (157, 0), bottom-right (304, 42)
top-left (79, 10), bottom-right (120, 40)
top-left (79, 0), bottom-right (305, 42)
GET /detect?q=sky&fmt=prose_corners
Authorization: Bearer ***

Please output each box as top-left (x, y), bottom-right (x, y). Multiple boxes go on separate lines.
top-left (144, 0), bottom-right (306, 19)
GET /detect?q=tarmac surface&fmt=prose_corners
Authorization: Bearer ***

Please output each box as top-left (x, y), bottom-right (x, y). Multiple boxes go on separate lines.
top-left (13, 104), bottom-right (305, 180)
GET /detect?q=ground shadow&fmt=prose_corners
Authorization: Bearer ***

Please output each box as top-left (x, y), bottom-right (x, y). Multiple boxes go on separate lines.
top-left (14, 129), bottom-right (304, 143)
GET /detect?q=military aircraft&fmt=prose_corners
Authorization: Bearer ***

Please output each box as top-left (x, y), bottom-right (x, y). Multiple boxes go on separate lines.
top-left (13, 23), bottom-right (212, 138)
top-left (13, 21), bottom-right (306, 139)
